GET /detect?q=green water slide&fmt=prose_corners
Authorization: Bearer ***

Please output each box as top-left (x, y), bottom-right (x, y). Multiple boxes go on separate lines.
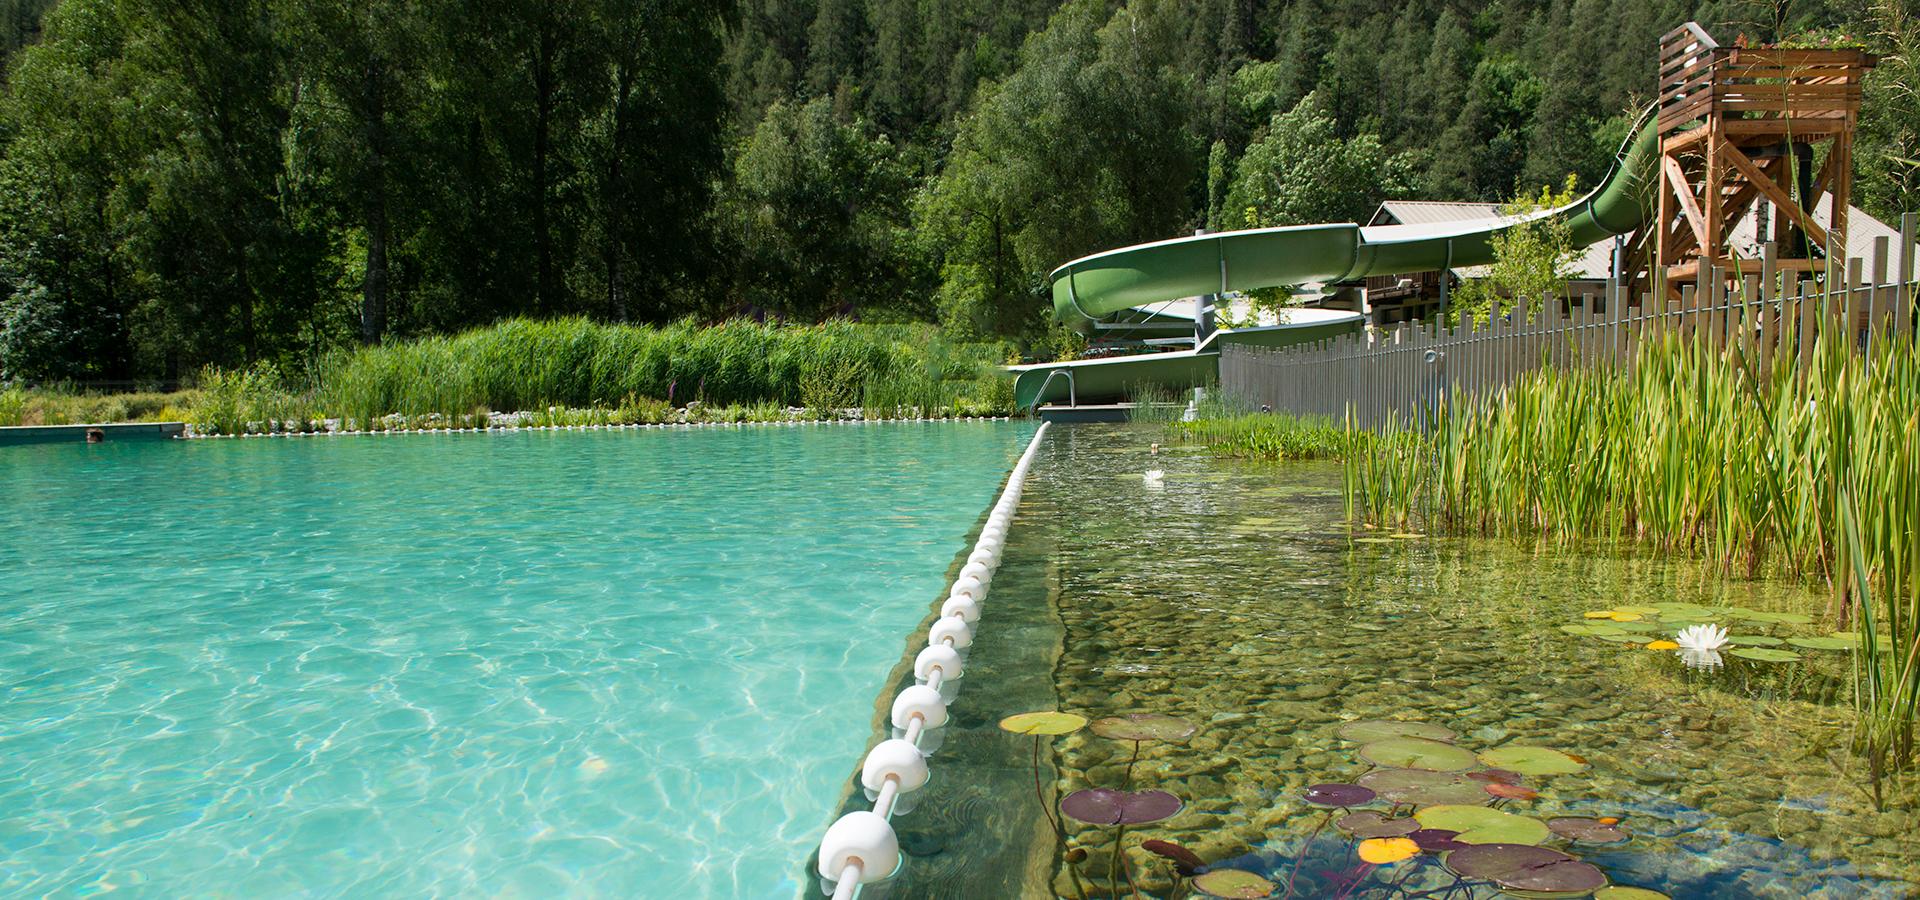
top-left (1013, 107), bottom-right (1662, 410)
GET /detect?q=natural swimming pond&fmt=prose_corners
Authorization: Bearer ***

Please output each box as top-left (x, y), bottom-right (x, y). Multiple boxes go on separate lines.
top-left (0, 422), bottom-right (1032, 897)
top-left (878, 424), bottom-right (1918, 899)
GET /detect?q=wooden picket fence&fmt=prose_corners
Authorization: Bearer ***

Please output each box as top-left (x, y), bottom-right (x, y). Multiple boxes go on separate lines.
top-left (1223, 214), bottom-right (1919, 428)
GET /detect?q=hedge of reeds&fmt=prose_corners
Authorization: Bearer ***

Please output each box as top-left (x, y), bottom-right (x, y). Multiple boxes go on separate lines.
top-left (1341, 330), bottom-right (1920, 776)
top-left (0, 385), bottom-right (198, 427)
top-left (1170, 413), bottom-right (1344, 460)
top-left (314, 317), bottom-right (1016, 427)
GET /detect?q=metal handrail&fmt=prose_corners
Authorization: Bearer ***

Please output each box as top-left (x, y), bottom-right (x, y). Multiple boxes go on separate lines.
top-left (1033, 367), bottom-right (1077, 409)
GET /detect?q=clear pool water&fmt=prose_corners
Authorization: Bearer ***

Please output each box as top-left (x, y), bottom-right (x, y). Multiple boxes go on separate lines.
top-left (0, 423), bottom-right (1030, 897)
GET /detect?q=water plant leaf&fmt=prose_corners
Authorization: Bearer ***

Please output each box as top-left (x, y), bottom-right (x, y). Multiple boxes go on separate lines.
top-left (998, 711), bottom-right (1088, 735)
top-left (1409, 828), bottom-right (1466, 852)
top-left (1336, 811), bottom-right (1421, 839)
top-left (1581, 611), bottom-right (1617, 619)
top-left (1484, 782), bottom-right (1539, 801)
top-left (1413, 805), bottom-right (1551, 845)
top-left (1594, 888), bottom-right (1672, 900)
top-left (1090, 714), bottom-right (1197, 742)
top-left (1141, 839), bottom-right (1205, 876)
top-left (1059, 789), bottom-right (1183, 825)
top-left (1592, 632), bottom-right (1643, 644)
top-left (1786, 636), bottom-right (1855, 651)
top-left (1357, 837), bottom-right (1419, 864)
top-left (1192, 869), bottom-right (1278, 898)
top-left (1727, 634), bottom-right (1784, 646)
top-left (1477, 746), bottom-right (1587, 776)
top-left (1442, 843), bottom-right (1608, 893)
top-left (1742, 611), bottom-right (1814, 625)
top-left (1360, 769), bottom-right (1492, 806)
top-left (1727, 647), bottom-right (1802, 662)
top-left (1359, 737), bottom-right (1479, 771)
top-left (1607, 612), bottom-right (1645, 622)
top-left (1547, 817), bottom-right (1630, 844)
top-left (1645, 640), bottom-right (1680, 650)
top-left (1303, 783), bottom-right (1377, 808)
top-left (1607, 620), bottom-right (1667, 633)
top-left (1614, 605), bottom-right (1662, 615)
top-left (1338, 720), bottom-right (1457, 743)
top-left (1465, 769), bottom-right (1526, 786)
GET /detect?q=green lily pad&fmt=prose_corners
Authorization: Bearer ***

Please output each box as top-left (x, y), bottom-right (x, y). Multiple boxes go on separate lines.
top-left (1787, 636), bottom-right (1856, 651)
top-left (998, 711), bottom-right (1088, 735)
top-left (1829, 631), bottom-right (1861, 643)
top-left (1477, 746), bottom-right (1588, 776)
top-left (1743, 611), bottom-right (1814, 625)
top-left (1649, 602), bottom-right (1709, 615)
top-left (1357, 768), bottom-right (1491, 806)
top-left (1607, 621), bottom-right (1667, 633)
top-left (1339, 720), bottom-right (1456, 744)
top-left (1728, 647), bottom-right (1803, 663)
top-left (1090, 714), bottom-right (1197, 742)
top-left (1192, 869), bottom-right (1277, 899)
top-left (1592, 632), bottom-right (1643, 644)
top-left (1336, 810), bottom-right (1422, 839)
top-left (1727, 634), bottom-right (1784, 646)
top-left (1413, 805), bottom-right (1551, 845)
top-left (1359, 737), bottom-right (1480, 771)
top-left (1613, 605), bottom-right (1662, 615)
top-left (1595, 888), bottom-right (1673, 900)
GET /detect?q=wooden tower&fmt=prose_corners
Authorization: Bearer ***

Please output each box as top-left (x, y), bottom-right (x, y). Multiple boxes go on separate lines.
top-left (1639, 22), bottom-right (1876, 300)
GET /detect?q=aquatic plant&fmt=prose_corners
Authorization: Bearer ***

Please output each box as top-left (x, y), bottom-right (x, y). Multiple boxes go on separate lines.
top-left (1675, 624), bottom-right (1730, 652)
top-left (999, 711), bottom-right (1088, 840)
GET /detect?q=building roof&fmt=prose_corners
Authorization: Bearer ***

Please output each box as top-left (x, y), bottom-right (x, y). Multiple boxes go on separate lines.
top-left (1369, 198), bottom-right (1916, 283)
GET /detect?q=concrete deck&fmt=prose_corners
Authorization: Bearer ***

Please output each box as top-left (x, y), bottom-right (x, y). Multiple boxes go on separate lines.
top-left (1035, 402), bottom-right (1177, 424)
top-left (0, 422), bottom-right (186, 446)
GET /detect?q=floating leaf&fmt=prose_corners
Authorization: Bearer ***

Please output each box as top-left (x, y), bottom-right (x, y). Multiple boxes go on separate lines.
top-left (1728, 647), bottom-right (1803, 663)
top-left (1607, 612), bottom-right (1645, 622)
top-left (1728, 634), bottom-right (1784, 647)
top-left (1413, 806), bottom-right (1551, 845)
top-left (1465, 769), bottom-right (1526, 786)
top-left (1581, 611), bottom-right (1616, 619)
top-left (1090, 714), bottom-right (1197, 742)
top-left (1595, 888), bottom-right (1672, 900)
top-left (1477, 746), bottom-right (1587, 776)
top-left (1484, 782), bottom-right (1539, 801)
top-left (1547, 817), bottom-right (1631, 844)
top-left (1787, 636), bottom-right (1855, 651)
top-left (1614, 605), bottom-right (1662, 615)
top-left (1338, 720), bottom-right (1456, 744)
top-left (1592, 633), bottom-right (1643, 644)
top-left (1192, 869), bottom-right (1277, 899)
top-left (1359, 737), bottom-right (1479, 771)
top-left (1443, 843), bottom-right (1608, 893)
top-left (1141, 839), bottom-right (1205, 876)
top-left (1358, 837), bottom-right (1420, 864)
top-left (1743, 611), bottom-right (1814, 625)
top-left (1607, 621), bottom-right (1667, 633)
top-left (1828, 631), bottom-right (1862, 643)
top-left (1337, 811), bottom-right (1421, 839)
top-left (1359, 769), bottom-right (1491, 806)
top-left (1303, 783), bottom-right (1377, 808)
top-left (1649, 602), bottom-right (1709, 615)
top-left (1409, 828), bottom-right (1466, 852)
top-left (1059, 789), bottom-right (1183, 826)
top-left (999, 711), bottom-right (1088, 735)
top-left (1645, 640), bottom-right (1680, 650)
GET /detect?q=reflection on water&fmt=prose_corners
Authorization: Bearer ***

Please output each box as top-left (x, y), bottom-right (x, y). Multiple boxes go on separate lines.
top-left (1007, 424), bottom-right (1916, 899)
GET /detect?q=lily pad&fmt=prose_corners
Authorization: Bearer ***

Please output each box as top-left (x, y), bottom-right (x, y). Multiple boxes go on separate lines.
top-left (1337, 811), bottom-right (1421, 839)
top-left (1358, 837), bottom-right (1420, 864)
top-left (1303, 783), bottom-right (1377, 808)
top-left (1477, 746), bottom-right (1587, 776)
top-left (1443, 843), bottom-right (1607, 893)
top-left (1465, 769), bottom-right (1526, 786)
top-left (1409, 828), bottom-right (1467, 852)
top-left (1592, 632), bottom-right (1644, 644)
top-left (1728, 647), bottom-right (1803, 663)
top-left (1059, 789), bottom-right (1183, 826)
top-left (1358, 769), bottom-right (1491, 806)
top-left (1413, 805), bottom-right (1551, 845)
top-left (1141, 839), bottom-right (1205, 876)
top-left (998, 711), bottom-right (1088, 735)
top-left (1548, 816), bottom-right (1631, 844)
top-left (1359, 737), bottom-right (1480, 771)
top-left (1595, 888), bottom-right (1672, 900)
top-left (1192, 869), bottom-right (1277, 899)
top-left (1787, 636), bottom-right (1856, 651)
top-left (1614, 605), bottom-right (1662, 615)
top-left (1090, 714), bottom-right (1197, 742)
top-left (1484, 782), bottom-right (1540, 801)
top-left (1743, 611), bottom-right (1814, 625)
top-left (1607, 621), bottom-right (1668, 633)
top-left (1727, 634), bottom-right (1784, 646)
top-left (1338, 719), bottom-right (1456, 744)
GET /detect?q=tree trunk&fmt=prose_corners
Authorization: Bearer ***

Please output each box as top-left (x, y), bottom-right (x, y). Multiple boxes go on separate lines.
top-left (607, 63), bottom-right (632, 321)
top-left (533, 21), bottom-right (556, 314)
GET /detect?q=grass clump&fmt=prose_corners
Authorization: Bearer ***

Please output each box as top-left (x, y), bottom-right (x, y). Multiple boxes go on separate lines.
top-left (1341, 328), bottom-right (1920, 778)
top-left (1172, 412), bottom-right (1343, 460)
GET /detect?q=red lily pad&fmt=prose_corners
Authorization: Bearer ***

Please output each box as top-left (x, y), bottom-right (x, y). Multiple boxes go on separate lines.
top-left (1141, 839), bottom-right (1205, 876)
top-left (1548, 816), bottom-right (1632, 844)
top-left (1059, 788), bottom-right (1183, 826)
top-left (1090, 714), bottom-right (1198, 742)
top-left (1484, 782), bottom-right (1540, 801)
top-left (1303, 783), bottom-right (1377, 808)
top-left (1444, 843), bottom-right (1608, 893)
top-left (1409, 828), bottom-right (1467, 852)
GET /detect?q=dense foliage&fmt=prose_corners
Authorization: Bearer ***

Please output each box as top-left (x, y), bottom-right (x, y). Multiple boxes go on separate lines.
top-left (2, 0), bottom-right (1913, 383)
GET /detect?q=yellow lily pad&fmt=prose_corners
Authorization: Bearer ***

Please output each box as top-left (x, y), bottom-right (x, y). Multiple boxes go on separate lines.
top-left (1357, 837), bottom-right (1419, 864)
top-left (998, 711), bottom-right (1087, 735)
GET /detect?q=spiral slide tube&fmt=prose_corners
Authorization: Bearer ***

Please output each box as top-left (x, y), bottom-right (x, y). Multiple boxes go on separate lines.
top-left (814, 422), bottom-right (1051, 899)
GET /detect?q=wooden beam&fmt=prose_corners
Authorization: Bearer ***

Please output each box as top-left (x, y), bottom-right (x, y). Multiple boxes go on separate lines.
top-left (1722, 142), bottom-right (1833, 249)
top-left (1664, 156), bottom-right (1711, 252)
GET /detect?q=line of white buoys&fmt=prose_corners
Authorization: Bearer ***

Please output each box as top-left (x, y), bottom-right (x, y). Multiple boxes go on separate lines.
top-left (817, 421), bottom-right (1049, 899)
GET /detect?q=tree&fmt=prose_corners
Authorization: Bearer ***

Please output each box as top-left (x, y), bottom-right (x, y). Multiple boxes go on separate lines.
top-left (1223, 91), bottom-right (1417, 229)
top-left (1447, 177), bottom-right (1582, 325)
top-left (1857, 0), bottom-right (1920, 222)
top-left (721, 98), bottom-right (914, 321)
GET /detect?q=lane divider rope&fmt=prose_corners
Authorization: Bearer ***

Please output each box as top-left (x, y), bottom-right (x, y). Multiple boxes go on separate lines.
top-left (815, 421), bottom-right (1051, 899)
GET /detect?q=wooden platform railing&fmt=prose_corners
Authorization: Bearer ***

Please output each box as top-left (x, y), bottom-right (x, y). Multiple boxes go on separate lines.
top-left (1223, 214), bottom-right (1918, 429)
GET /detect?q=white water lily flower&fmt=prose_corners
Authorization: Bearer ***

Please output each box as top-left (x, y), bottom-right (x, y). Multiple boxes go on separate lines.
top-left (1143, 470), bottom-right (1165, 483)
top-left (1680, 648), bottom-right (1724, 670)
top-left (1675, 623), bottom-right (1729, 652)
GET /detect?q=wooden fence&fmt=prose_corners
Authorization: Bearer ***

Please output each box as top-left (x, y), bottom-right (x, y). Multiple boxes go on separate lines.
top-left (1223, 214), bottom-right (1919, 428)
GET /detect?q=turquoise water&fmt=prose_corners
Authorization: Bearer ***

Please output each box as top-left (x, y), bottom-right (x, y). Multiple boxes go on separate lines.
top-left (0, 423), bottom-right (1030, 897)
